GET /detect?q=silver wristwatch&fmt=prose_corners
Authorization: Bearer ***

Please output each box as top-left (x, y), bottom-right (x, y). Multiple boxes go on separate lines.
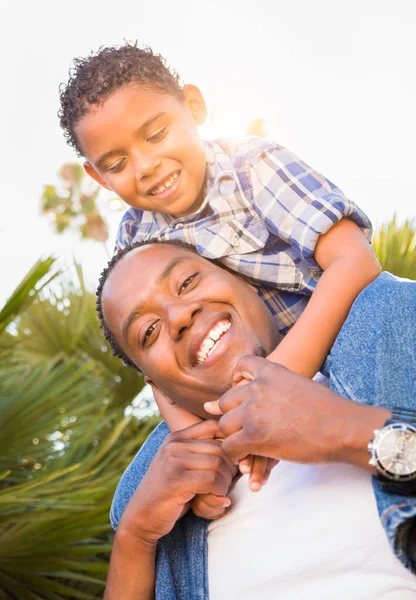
top-left (368, 408), bottom-right (416, 494)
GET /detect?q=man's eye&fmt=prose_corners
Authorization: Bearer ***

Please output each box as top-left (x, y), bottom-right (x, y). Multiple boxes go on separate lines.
top-left (108, 158), bottom-right (126, 173)
top-left (143, 322), bottom-right (158, 345)
top-left (147, 127), bottom-right (166, 143)
top-left (179, 274), bottom-right (197, 294)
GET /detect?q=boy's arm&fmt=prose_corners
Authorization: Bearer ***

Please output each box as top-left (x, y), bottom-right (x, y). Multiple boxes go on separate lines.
top-left (269, 219), bottom-right (381, 377)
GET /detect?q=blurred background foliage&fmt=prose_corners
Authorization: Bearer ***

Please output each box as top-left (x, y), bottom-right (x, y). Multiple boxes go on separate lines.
top-left (0, 256), bottom-right (158, 599)
top-left (1, 163), bottom-right (415, 598)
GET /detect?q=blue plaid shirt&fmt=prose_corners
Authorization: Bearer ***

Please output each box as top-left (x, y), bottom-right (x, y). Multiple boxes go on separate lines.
top-left (116, 137), bottom-right (372, 334)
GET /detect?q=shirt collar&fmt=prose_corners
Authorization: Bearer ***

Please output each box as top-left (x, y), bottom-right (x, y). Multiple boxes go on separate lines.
top-left (154, 139), bottom-right (236, 227)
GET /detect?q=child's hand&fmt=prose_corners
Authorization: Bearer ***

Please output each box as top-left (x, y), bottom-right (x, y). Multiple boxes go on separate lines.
top-left (190, 492), bottom-right (232, 520)
top-left (239, 455), bottom-right (279, 491)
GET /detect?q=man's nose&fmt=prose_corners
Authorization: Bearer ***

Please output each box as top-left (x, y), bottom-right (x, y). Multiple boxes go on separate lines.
top-left (132, 149), bottom-right (161, 179)
top-left (166, 300), bottom-right (201, 340)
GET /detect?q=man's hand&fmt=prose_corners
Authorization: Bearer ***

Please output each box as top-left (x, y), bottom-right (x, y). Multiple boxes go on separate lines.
top-left (118, 420), bottom-right (235, 544)
top-left (204, 356), bottom-right (390, 470)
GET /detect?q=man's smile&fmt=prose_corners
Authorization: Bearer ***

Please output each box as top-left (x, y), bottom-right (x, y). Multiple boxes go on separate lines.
top-left (192, 317), bottom-right (232, 367)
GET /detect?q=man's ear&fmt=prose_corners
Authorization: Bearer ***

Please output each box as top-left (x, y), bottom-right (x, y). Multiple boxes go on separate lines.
top-left (84, 161), bottom-right (113, 191)
top-left (183, 84), bottom-right (207, 126)
top-left (144, 376), bottom-right (176, 405)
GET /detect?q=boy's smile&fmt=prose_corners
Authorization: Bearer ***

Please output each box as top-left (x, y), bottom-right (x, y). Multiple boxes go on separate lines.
top-left (76, 83), bottom-right (208, 218)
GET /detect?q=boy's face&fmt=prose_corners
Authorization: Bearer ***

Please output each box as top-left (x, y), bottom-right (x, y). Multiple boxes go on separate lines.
top-left (76, 83), bottom-right (207, 218)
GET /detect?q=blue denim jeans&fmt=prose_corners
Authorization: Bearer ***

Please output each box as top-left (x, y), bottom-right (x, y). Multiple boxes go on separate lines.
top-left (111, 272), bottom-right (416, 599)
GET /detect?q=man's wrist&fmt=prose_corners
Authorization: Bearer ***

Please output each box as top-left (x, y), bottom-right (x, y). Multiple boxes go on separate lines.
top-left (334, 403), bottom-right (392, 472)
top-left (115, 521), bottom-right (159, 556)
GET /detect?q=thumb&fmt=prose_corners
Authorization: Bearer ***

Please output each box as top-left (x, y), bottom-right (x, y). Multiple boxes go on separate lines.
top-left (181, 418), bottom-right (222, 440)
top-left (232, 354), bottom-right (263, 385)
top-left (204, 400), bottom-right (223, 416)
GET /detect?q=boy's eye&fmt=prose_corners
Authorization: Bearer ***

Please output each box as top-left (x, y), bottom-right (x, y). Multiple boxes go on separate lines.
top-left (108, 158), bottom-right (126, 173)
top-left (147, 127), bottom-right (166, 143)
top-left (179, 274), bottom-right (197, 294)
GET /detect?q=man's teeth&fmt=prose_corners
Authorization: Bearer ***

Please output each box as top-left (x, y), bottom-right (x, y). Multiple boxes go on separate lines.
top-left (196, 320), bottom-right (231, 365)
top-left (150, 172), bottom-right (179, 195)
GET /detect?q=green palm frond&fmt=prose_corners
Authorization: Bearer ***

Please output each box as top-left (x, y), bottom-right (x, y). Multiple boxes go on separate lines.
top-left (0, 257), bottom-right (154, 599)
top-left (373, 214), bottom-right (416, 280)
top-left (0, 256), bottom-right (57, 334)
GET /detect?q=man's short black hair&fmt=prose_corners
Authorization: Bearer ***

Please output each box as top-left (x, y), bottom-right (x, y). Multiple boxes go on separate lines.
top-left (96, 239), bottom-right (199, 371)
top-left (59, 42), bottom-right (184, 156)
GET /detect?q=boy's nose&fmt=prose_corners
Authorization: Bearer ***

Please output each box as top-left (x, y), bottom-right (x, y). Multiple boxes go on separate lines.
top-left (133, 151), bottom-right (161, 179)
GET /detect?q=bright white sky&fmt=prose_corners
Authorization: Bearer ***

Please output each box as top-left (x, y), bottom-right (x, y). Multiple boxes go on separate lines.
top-left (1, 0), bottom-right (416, 304)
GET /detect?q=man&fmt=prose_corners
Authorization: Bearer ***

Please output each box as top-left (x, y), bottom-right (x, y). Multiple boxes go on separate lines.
top-left (98, 240), bottom-right (416, 599)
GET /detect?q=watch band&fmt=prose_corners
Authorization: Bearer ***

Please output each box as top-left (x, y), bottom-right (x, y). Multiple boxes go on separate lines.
top-left (386, 408), bottom-right (416, 425)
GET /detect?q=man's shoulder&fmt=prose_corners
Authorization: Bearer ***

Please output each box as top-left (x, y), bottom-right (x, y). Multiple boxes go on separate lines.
top-left (110, 420), bottom-right (170, 530)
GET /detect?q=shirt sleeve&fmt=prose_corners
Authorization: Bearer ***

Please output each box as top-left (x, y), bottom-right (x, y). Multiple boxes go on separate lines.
top-left (249, 145), bottom-right (373, 271)
top-left (115, 208), bottom-right (144, 252)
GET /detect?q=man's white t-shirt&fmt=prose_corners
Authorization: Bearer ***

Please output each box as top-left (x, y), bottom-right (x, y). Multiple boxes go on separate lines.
top-left (208, 462), bottom-right (416, 599)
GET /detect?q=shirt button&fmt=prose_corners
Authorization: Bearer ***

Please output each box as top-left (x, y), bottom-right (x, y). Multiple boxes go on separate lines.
top-left (231, 234), bottom-right (240, 247)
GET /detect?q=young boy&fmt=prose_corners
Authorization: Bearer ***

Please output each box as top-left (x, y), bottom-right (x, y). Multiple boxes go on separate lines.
top-left (59, 43), bottom-right (380, 504)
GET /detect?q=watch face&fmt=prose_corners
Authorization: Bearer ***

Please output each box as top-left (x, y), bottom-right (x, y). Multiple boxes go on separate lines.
top-left (376, 424), bottom-right (416, 479)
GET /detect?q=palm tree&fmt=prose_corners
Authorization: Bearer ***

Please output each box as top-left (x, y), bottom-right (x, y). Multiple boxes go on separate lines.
top-left (0, 258), bottom-right (157, 599)
top-left (372, 214), bottom-right (416, 280)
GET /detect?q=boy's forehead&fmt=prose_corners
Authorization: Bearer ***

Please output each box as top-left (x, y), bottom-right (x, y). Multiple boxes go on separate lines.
top-left (76, 84), bottom-right (181, 144)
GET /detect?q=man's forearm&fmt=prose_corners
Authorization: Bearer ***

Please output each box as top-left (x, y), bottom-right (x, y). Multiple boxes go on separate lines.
top-left (105, 527), bottom-right (157, 600)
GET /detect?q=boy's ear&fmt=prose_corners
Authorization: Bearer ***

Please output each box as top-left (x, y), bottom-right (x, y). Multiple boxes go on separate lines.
top-left (183, 84), bottom-right (207, 126)
top-left (84, 161), bottom-right (112, 191)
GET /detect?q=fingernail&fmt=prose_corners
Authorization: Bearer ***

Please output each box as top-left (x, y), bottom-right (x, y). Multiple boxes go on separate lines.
top-left (250, 482), bottom-right (261, 492)
top-left (221, 499), bottom-right (231, 507)
top-left (239, 464), bottom-right (250, 474)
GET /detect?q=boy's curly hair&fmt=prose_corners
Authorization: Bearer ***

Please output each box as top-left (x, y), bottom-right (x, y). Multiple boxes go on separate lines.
top-left (59, 42), bottom-right (184, 156)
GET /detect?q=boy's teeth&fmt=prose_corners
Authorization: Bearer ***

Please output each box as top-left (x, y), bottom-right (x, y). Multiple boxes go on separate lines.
top-left (196, 319), bottom-right (231, 365)
top-left (150, 172), bottom-right (178, 195)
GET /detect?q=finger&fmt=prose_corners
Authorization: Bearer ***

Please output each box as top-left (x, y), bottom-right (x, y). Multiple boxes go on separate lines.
top-left (215, 383), bottom-right (249, 416)
top-left (177, 419), bottom-right (222, 440)
top-left (191, 493), bottom-right (230, 519)
top-left (263, 458), bottom-right (280, 485)
top-left (218, 405), bottom-right (245, 438)
top-left (174, 447), bottom-right (236, 491)
top-left (222, 430), bottom-right (252, 464)
top-left (178, 438), bottom-right (237, 476)
top-left (239, 455), bottom-right (253, 475)
top-left (232, 374), bottom-right (253, 387)
top-left (249, 456), bottom-right (268, 492)
top-left (193, 493), bottom-right (231, 510)
top-left (204, 400), bottom-right (223, 416)
top-left (186, 465), bottom-right (234, 497)
top-left (231, 354), bottom-right (271, 385)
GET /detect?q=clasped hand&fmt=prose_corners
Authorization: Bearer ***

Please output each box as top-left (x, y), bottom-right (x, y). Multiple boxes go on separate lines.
top-left (205, 355), bottom-right (352, 466)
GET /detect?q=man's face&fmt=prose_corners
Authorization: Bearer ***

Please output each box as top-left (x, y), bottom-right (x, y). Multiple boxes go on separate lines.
top-left (102, 244), bottom-right (281, 417)
top-left (76, 83), bottom-right (207, 218)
